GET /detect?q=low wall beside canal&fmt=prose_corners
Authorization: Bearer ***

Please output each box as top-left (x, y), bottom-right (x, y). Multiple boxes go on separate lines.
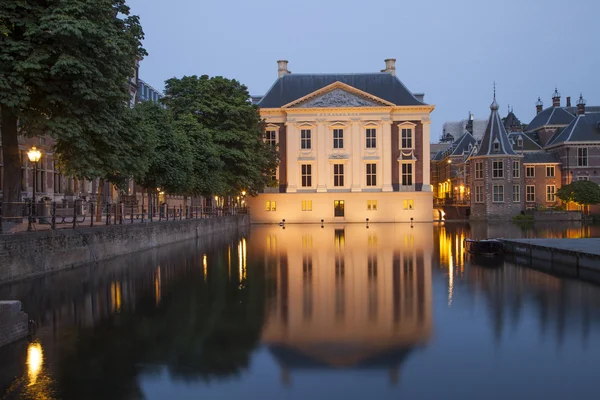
top-left (0, 215), bottom-right (250, 284)
top-left (0, 301), bottom-right (28, 347)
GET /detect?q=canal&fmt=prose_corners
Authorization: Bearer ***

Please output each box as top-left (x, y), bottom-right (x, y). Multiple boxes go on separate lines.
top-left (2, 222), bottom-right (600, 400)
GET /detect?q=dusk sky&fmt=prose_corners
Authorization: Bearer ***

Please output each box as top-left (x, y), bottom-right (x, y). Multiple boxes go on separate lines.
top-left (127, 0), bottom-right (600, 139)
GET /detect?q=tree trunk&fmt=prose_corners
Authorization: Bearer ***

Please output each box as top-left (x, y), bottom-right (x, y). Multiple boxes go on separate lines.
top-left (0, 107), bottom-right (23, 219)
top-left (95, 178), bottom-right (104, 222)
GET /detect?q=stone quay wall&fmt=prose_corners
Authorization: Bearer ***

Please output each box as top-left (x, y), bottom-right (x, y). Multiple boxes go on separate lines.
top-left (0, 301), bottom-right (29, 347)
top-left (0, 215), bottom-right (250, 284)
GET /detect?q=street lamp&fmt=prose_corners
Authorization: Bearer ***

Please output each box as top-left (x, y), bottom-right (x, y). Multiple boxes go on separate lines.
top-left (27, 146), bottom-right (42, 228)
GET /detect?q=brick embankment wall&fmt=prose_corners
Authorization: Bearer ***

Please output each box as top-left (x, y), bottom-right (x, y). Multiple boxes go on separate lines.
top-left (0, 301), bottom-right (29, 347)
top-left (0, 215), bottom-right (250, 284)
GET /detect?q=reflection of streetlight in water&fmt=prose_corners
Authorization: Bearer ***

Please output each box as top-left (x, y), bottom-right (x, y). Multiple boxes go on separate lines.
top-left (27, 342), bottom-right (43, 385)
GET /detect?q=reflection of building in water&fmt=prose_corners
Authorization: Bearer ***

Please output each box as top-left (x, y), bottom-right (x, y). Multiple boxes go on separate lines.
top-left (254, 224), bottom-right (433, 385)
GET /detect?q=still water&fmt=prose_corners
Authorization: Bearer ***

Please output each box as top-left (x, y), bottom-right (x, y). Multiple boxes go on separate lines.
top-left (2, 222), bottom-right (600, 400)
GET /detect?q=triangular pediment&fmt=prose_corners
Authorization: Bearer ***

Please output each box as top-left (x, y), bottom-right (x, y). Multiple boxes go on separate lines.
top-left (283, 82), bottom-right (394, 109)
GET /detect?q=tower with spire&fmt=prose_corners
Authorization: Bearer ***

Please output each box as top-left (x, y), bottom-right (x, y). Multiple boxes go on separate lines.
top-left (469, 89), bottom-right (523, 219)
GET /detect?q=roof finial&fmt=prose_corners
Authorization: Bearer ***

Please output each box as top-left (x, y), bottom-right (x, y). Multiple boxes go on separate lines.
top-left (490, 81), bottom-right (499, 111)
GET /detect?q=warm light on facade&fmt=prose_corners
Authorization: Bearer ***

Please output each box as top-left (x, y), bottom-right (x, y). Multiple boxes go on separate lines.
top-left (203, 254), bottom-right (208, 282)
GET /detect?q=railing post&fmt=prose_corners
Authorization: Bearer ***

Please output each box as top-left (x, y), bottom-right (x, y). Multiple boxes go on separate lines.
top-left (51, 201), bottom-right (56, 230)
top-left (90, 202), bottom-right (94, 227)
top-left (27, 201), bottom-right (33, 232)
top-left (72, 200), bottom-right (77, 229)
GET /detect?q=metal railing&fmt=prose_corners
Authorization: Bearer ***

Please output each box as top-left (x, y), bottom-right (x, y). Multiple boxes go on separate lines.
top-left (0, 200), bottom-right (248, 234)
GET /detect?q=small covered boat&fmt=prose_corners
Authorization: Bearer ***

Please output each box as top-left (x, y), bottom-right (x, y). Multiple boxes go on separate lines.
top-left (464, 239), bottom-right (504, 257)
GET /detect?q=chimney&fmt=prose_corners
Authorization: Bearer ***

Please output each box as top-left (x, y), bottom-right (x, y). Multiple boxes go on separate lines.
top-left (381, 58), bottom-right (396, 76)
top-left (577, 93), bottom-right (586, 115)
top-left (566, 96), bottom-right (571, 107)
top-left (277, 60), bottom-right (290, 78)
top-left (552, 87), bottom-right (561, 107)
top-left (535, 97), bottom-right (543, 115)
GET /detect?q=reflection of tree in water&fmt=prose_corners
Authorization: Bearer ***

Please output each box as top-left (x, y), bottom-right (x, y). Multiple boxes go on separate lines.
top-left (54, 246), bottom-right (268, 400)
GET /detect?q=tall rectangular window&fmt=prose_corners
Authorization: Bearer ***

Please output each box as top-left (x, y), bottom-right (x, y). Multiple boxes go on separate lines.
top-left (475, 162), bottom-right (483, 179)
top-left (475, 185), bottom-right (483, 203)
top-left (546, 185), bottom-right (556, 202)
top-left (493, 184), bottom-right (504, 202)
top-left (513, 185), bottom-right (520, 202)
top-left (546, 166), bottom-right (555, 177)
top-left (301, 129), bottom-right (312, 150)
top-left (526, 185), bottom-right (535, 202)
top-left (366, 163), bottom-right (377, 186)
top-left (513, 161), bottom-right (520, 178)
top-left (301, 200), bottom-right (312, 211)
top-left (334, 200), bottom-right (345, 217)
top-left (333, 129), bottom-right (344, 149)
top-left (401, 128), bottom-right (413, 149)
top-left (265, 130), bottom-right (276, 147)
top-left (333, 164), bottom-right (344, 187)
top-left (492, 161), bottom-right (504, 178)
top-left (526, 166), bottom-right (535, 178)
top-left (401, 163), bottom-right (413, 186)
top-left (301, 164), bottom-right (312, 187)
top-left (366, 128), bottom-right (377, 148)
top-left (578, 148), bottom-right (588, 167)
top-left (265, 201), bottom-right (276, 211)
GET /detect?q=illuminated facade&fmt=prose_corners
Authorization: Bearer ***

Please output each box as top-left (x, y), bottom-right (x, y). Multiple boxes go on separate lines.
top-left (254, 224), bottom-right (433, 383)
top-left (248, 59), bottom-right (435, 223)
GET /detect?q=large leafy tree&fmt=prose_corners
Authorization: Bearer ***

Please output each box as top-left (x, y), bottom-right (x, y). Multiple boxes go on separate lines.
top-left (556, 180), bottom-right (600, 212)
top-left (133, 101), bottom-right (193, 196)
top-left (0, 0), bottom-right (145, 214)
top-left (163, 75), bottom-right (279, 197)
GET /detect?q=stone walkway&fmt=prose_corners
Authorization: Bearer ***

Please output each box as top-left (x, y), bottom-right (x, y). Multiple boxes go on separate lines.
top-left (502, 238), bottom-right (600, 256)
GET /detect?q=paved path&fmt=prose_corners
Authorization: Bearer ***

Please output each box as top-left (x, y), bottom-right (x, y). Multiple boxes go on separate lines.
top-left (502, 238), bottom-right (600, 256)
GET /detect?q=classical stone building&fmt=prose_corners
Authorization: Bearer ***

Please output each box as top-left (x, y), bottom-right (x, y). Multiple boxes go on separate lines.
top-left (248, 59), bottom-right (435, 223)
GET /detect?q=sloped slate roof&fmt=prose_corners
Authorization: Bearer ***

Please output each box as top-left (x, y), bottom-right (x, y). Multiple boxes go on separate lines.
top-left (526, 107), bottom-right (574, 132)
top-left (258, 73), bottom-right (425, 108)
top-left (432, 150), bottom-right (444, 161)
top-left (476, 99), bottom-right (519, 157)
top-left (522, 152), bottom-right (561, 164)
top-left (449, 132), bottom-right (476, 156)
top-left (503, 111), bottom-right (522, 130)
top-left (565, 106), bottom-right (600, 114)
top-left (508, 132), bottom-right (542, 151)
top-left (547, 113), bottom-right (600, 146)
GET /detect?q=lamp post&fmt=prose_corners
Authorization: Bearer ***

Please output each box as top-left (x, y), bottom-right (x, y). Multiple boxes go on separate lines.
top-left (27, 147), bottom-right (42, 229)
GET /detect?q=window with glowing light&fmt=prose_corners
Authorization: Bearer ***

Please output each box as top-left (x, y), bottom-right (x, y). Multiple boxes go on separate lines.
top-left (301, 200), bottom-right (312, 211)
top-left (403, 199), bottom-right (414, 210)
top-left (334, 200), bottom-right (345, 217)
top-left (367, 200), bottom-right (377, 210)
top-left (265, 201), bottom-right (276, 211)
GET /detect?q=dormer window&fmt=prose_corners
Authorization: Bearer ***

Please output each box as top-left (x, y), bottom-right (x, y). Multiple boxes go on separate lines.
top-left (493, 139), bottom-right (500, 152)
top-left (517, 137), bottom-right (523, 147)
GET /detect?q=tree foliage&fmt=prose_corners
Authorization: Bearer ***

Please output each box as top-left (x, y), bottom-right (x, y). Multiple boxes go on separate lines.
top-left (556, 180), bottom-right (600, 206)
top-left (163, 75), bottom-right (279, 196)
top-left (0, 0), bottom-right (145, 207)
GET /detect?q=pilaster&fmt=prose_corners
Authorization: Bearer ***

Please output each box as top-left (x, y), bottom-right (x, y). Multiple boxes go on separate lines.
top-left (351, 119), bottom-right (361, 192)
top-left (421, 116), bottom-right (432, 192)
top-left (316, 119), bottom-right (327, 192)
top-left (286, 121), bottom-right (298, 193)
top-left (382, 120), bottom-right (393, 192)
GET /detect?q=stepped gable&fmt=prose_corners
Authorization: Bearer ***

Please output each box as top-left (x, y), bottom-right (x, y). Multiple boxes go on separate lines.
top-left (475, 95), bottom-right (519, 157)
top-left (258, 73), bottom-right (425, 108)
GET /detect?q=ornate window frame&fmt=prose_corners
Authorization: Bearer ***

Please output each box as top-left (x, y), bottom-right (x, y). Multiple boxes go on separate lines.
top-left (297, 122), bottom-right (314, 153)
top-left (362, 121), bottom-right (379, 150)
top-left (398, 121), bottom-right (416, 150)
top-left (329, 121), bottom-right (348, 151)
